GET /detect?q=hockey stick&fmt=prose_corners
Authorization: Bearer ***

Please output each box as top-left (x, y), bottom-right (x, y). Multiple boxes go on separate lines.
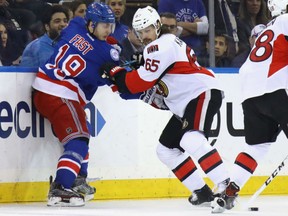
top-left (243, 154), bottom-right (288, 210)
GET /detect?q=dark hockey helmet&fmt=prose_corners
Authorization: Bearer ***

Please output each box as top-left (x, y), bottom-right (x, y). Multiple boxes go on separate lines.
top-left (85, 2), bottom-right (115, 26)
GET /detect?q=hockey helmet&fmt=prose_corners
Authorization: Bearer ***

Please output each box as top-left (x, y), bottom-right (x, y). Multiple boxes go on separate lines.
top-left (85, 2), bottom-right (115, 25)
top-left (132, 6), bottom-right (161, 37)
top-left (267, 0), bottom-right (288, 17)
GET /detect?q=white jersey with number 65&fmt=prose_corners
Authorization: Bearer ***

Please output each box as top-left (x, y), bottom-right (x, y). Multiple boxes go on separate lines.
top-left (124, 34), bottom-right (222, 117)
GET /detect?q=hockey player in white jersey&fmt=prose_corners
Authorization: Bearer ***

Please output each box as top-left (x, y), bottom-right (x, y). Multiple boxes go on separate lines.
top-left (211, 0), bottom-right (288, 213)
top-left (100, 6), bottom-right (230, 206)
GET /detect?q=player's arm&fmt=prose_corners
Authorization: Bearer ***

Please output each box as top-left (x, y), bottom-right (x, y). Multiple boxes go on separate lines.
top-left (99, 62), bottom-right (157, 94)
top-left (177, 16), bottom-right (208, 36)
top-left (100, 42), bottom-right (173, 94)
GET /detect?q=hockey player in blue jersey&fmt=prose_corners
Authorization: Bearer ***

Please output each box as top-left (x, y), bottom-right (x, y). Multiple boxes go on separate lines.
top-left (32, 2), bottom-right (121, 207)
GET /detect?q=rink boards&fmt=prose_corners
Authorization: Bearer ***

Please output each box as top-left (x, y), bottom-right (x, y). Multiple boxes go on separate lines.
top-left (1, 67), bottom-right (288, 202)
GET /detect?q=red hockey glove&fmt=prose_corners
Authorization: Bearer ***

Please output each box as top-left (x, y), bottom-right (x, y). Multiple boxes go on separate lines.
top-left (99, 62), bottom-right (126, 81)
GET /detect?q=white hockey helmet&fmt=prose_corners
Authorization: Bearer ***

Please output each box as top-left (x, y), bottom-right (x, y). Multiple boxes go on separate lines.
top-left (132, 6), bottom-right (161, 37)
top-left (267, 0), bottom-right (288, 17)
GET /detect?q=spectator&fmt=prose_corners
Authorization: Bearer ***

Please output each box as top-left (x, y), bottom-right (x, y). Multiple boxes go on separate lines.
top-left (62, 0), bottom-right (87, 19)
top-left (158, 0), bottom-right (209, 56)
top-left (237, 0), bottom-right (270, 54)
top-left (203, 0), bottom-right (239, 60)
top-left (120, 24), bottom-right (144, 63)
top-left (198, 32), bottom-right (231, 67)
top-left (231, 23), bottom-right (266, 67)
top-left (160, 12), bottom-right (179, 36)
top-left (20, 5), bottom-right (69, 67)
top-left (8, 0), bottom-right (52, 22)
top-left (0, 22), bottom-right (21, 65)
top-left (106, 0), bottom-right (128, 42)
top-left (0, 0), bottom-right (32, 53)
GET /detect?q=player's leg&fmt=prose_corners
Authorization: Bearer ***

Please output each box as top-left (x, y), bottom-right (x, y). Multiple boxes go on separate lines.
top-left (212, 96), bottom-right (278, 213)
top-left (71, 120), bottom-right (96, 201)
top-left (33, 91), bottom-right (90, 206)
top-left (156, 142), bottom-right (214, 206)
top-left (179, 90), bottom-right (230, 194)
top-left (72, 152), bottom-right (96, 201)
top-left (158, 115), bottom-right (214, 206)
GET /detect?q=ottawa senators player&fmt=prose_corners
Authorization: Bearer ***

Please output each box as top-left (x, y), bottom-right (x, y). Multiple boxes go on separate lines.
top-left (212, 0), bottom-right (288, 213)
top-left (100, 6), bottom-right (230, 207)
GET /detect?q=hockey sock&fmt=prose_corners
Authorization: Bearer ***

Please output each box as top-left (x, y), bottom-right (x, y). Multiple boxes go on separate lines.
top-left (79, 153), bottom-right (89, 177)
top-left (156, 143), bottom-right (206, 191)
top-left (180, 131), bottom-right (229, 184)
top-left (231, 143), bottom-right (271, 188)
top-left (55, 138), bottom-right (89, 189)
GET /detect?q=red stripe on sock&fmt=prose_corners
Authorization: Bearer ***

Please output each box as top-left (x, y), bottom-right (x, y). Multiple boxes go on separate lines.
top-left (235, 152), bottom-right (257, 173)
top-left (57, 160), bottom-right (81, 173)
top-left (173, 157), bottom-right (197, 181)
top-left (199, 149), bottom-right (222, 173)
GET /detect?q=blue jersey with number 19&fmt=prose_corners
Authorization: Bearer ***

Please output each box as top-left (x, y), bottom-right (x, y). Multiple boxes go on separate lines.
top-left (32, 17), bottom-right (119, 106)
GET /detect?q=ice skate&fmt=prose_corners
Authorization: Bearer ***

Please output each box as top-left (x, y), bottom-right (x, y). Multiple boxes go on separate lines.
top-left (72, 175), bottom-right (96, 201)
top-left (188, 184), bottom-right (214, 206)
top-left (211, 181), bottom-right (240, 213)
top-left (47, 182), bottom-right (85, 207)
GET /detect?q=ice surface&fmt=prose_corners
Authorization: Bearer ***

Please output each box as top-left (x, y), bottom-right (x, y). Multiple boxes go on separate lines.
top-left (0, 195), bottom-right (286, 216)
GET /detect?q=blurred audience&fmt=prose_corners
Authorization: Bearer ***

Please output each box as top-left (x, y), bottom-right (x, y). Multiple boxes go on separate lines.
top-left (198, 31), bottom-right (231, 67)
top-left (158, 0), bottom-right (209, 56)
top-left (231, 23), bottom-right (266, 67)
top-left (8, 0), bottom-right (53, 21)
top-left (20, 4), bottom-right (69, 67)
top-left (0, 0), bottom-right (32, 53)
top-left (120, 24), bottom-right (143, 63)
top-left (106, 0), bottom-right (128, 43)
top-left (1, 0), bottom-right (271, 69)
top-left (237, 0), bottom-right (270, 54)
top-left (0, 22), bottom-right (22, 65)
top-left (203, 0), bottom-right (239, 60)
top-left (62, 0), bottom-right (87, 20)
top-left (160, 12), bottom-right (179, 36)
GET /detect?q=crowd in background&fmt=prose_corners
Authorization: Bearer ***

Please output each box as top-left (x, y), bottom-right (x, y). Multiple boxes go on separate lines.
top-left (0, 0), bottom-right (271, 67)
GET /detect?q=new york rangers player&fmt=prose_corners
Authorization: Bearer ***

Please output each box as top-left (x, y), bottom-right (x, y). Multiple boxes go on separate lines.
top-left (100, 6), bottom-right (230, 207)
top-left (32, 2), bottom-right (119, 207)
top-left (211, 0), bottom-right (288, 213)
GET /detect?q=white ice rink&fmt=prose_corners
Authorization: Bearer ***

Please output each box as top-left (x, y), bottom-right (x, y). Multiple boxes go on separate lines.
top-left (0, 196), bottom-right (287, 216)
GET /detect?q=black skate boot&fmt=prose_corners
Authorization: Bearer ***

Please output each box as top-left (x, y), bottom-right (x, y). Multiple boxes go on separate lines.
top-left (211, 181), bottom-right (240, 213)
top-left (188, 184), bottom-right (214, 206)
top-left (72, 175), bottom-right (96, 201)
top-left (47, 181), bottom-right (85, 207)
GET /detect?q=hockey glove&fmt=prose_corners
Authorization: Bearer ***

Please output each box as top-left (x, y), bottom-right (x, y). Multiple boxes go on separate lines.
top-left (99, 62), bottom-right (126, 81)
top-left (140, 85), bottom-right (169, 110)
top-left (131, 52), bottom-right (144, 69)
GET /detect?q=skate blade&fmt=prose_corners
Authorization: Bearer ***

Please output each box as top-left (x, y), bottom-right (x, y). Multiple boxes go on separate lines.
top-left (85, 194), bottom-right (94, 202)
top-left (47, 197), bottom-right (85, 207)
top-left (211, 197), bottom-right (226, 213)
top-left (194, 202), bottom-right (212, 207)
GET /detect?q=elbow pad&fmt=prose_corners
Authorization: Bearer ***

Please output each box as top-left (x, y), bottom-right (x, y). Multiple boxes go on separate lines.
top-left (196, 16), bottom-right (209, 35)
